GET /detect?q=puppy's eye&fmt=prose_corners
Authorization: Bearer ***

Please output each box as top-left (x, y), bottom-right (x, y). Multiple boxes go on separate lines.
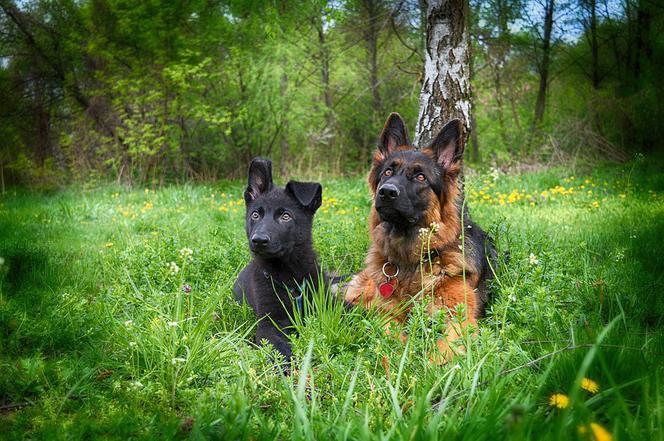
top-left (416, 173), bottom-right (426, 182)
top-left (384, 168), bottom-right (393, 177)
top-left (280, 213), bottom-right (292, 222)
top-left (250, 211), bottom-right (260, 220)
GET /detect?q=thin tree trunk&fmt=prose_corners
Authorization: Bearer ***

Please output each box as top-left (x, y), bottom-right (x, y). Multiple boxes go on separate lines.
top-left (493, 69), bottom-right (511, 152)
top-left (495, 0), bottom-right (512, 154)
top-left (532, 0), bottom-right (555, 129)
top-left (363, 0), bottom-right (382, 118)
top-left (469, 35), bottom-right (479, 162)
top-left (316, 10), bottom-right (334, 125)
top-left (508, 92), bottom-right (522, 132)
top-left (634, 0), bottom-right (652, 79)
top-left (590, 0), bottom-right (600, 89)
top-left (415, 0), bottom-right (472, 147)
top-left (280, 72), bottom-right (290, 175)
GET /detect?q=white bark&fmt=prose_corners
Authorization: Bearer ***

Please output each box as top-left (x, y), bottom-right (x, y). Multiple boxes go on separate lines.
top-left (414, 0), bottom-right (472, 147)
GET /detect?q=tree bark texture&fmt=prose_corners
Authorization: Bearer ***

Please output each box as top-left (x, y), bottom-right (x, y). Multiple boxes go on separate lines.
top-left (414, 0), bottom-right (472, 148)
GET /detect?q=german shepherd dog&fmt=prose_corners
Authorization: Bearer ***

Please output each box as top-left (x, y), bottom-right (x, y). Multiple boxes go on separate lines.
top-left (344, 113), bottom-right (495, 360)
top-left (233, 158), bottom-right (324, 363)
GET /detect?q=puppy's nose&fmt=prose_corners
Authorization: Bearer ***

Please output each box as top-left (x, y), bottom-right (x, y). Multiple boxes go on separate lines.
top-left (251, 234), bottom-right (270, 247)
top-left (378, 184), bottom-right (400, 200)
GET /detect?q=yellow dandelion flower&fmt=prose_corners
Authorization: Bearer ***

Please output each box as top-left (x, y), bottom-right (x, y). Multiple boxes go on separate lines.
top-left (104, 242), bottom-right (114, 248)
top-left (579, 422), bottom-right (612, 441)
top-left (592, 201), bottom-right (600, 208)
top-left (581, 378), bottom-right (599, 394)
top-left (549, 393), bottom-right (570, 409)
top-left (619, 194), bottom-right (626, 199)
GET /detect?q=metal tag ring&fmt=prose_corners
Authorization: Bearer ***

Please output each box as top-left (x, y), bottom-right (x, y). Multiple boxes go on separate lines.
top-left (382, 262), bottom-right (399, 278)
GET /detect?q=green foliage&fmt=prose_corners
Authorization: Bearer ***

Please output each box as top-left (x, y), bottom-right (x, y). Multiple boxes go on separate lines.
top-left (1, 160), bottom-right (662, 439)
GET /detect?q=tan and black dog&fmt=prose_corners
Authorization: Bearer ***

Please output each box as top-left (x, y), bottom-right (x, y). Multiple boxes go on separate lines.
top-left (344, 113), bottom-right (495, 359)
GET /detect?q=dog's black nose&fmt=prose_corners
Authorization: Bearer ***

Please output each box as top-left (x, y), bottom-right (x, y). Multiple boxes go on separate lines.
top-left (378, 184), bottom-right (400, 200)
top-left (251, 234), bottom-right (270, 247)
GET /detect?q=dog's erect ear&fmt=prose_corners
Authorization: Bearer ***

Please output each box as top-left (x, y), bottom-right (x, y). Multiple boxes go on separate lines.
top-left (285, 181), bottom-right (323, 213)
top-left (377, 113), bottom-right (409, 158)
top-left (244, 157), bottom-right (273, 203)
top-left (428, 119), bottom-right (464, 171)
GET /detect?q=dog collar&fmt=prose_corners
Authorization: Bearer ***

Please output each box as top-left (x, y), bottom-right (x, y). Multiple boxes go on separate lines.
top-left (263, 270), bottom-right (306, 319)
top-left (293, 280), bottom-right (305, 320)
top-left (379, 262), bottom-right (399, 298)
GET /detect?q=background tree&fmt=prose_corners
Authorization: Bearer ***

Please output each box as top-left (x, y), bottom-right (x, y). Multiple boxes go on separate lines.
top-left (414, 0), bottom-right (472, 147)
top-left (531, 0), bottom-right (557, 130)
top-left (0, 0), bottom-right (661, 187)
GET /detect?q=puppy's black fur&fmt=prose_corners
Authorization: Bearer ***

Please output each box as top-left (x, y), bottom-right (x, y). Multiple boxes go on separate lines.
top-left (233, 158), bottom-right (324, 363)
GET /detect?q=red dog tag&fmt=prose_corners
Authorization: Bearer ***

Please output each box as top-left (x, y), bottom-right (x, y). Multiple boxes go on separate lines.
top-left (379, 279), bottom-right (396, 298)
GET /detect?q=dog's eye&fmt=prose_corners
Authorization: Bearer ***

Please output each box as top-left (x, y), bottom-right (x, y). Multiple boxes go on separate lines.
top-left (250, 211), bottom-right (260, 220)
top-left (416, 173), bottom-right (426, 182)
top-left (384, 168), bottom-right (393, 177)
top-left (280, 213), bottom-right (292, 222)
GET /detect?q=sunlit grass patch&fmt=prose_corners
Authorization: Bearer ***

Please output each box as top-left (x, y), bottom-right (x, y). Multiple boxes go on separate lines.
top-left (0, 159), bottom-right (662, 439)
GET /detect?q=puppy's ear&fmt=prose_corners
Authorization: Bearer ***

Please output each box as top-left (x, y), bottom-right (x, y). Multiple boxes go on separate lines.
top-left (427, 119), bottom-right (464, 173)
top-left (285, 181), bottom-right (322, 213)
top-left (377, 113), bottom-right (409, 158)
top-left (244, 157), bottom-right (273, 203)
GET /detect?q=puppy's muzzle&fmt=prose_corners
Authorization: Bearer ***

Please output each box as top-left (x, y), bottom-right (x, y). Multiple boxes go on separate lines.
top-left (251, 233), bottom-right (270, 249)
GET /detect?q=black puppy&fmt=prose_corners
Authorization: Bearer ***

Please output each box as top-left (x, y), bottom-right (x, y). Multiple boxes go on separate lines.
top-left (233, 158), bottom-right (324, 363)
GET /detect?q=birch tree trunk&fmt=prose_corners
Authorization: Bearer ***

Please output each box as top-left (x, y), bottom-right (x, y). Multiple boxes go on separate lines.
top-left (414, 0), bottom-right (472, 147)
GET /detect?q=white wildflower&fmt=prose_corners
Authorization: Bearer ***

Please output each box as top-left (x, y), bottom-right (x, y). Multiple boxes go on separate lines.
top-left (124, 320), bottom-right (134, 327)
top-left (179, 247), bottom-right (193, 261)
top-left (529, 253), bottom-right (539, 266)
top-left (419, 227), bottom-right (429, 238)
top-left (129, 341), bottom-right (137, 347)
top-left (130, 381), bottom-right (144, 389)
top-left (167, 261), bottom-right (180, 275)
top-left (171, 357), bottom-right (186, 365)
top-left (489, 166), bottom-right (501, 182)
top-left (167, 321), bottom-right (179, 327)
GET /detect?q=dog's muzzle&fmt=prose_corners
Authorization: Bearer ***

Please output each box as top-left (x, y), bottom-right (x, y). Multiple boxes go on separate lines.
top-left (375, 182), bottom-right (418, 225)
top-left (378, 183), bottom-right (400, 201)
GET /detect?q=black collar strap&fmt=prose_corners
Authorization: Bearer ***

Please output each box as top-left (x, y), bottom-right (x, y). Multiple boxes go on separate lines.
top-left (263, 270), bottom-right (306, 319)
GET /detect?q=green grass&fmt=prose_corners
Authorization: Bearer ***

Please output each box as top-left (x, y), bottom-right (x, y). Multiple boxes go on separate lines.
top-left (1, 159), bottom-right (663, 440)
